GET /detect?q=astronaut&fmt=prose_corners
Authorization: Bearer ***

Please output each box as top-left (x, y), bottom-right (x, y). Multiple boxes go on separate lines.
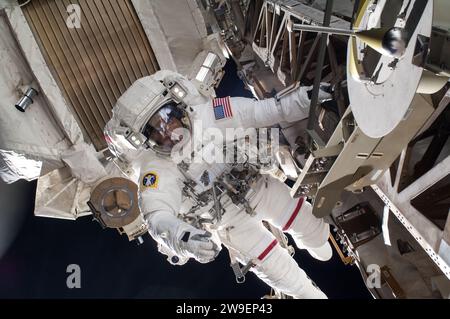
top-left (104, 70), bottom-right (333, 299)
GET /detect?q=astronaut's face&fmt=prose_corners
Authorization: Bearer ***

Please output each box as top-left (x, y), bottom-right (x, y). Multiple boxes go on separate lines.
top-left (143, 102), bottom-right (187, 153)
top-left (148, 116), bottom-right (184, 149)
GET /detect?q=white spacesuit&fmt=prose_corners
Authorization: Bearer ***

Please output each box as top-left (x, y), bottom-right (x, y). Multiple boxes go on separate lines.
top-left (104, 70), bottom-right (333, 299)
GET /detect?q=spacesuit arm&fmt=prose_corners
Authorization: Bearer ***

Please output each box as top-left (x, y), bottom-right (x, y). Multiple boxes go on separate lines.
top-left (229, 86), bottom-right (312, 128)
top-left (138, 163), bottom-right (220, 264)
top-left (137, 157), bottom-right (220, 263)
top-left (195, 86), bottom-right (327, 130)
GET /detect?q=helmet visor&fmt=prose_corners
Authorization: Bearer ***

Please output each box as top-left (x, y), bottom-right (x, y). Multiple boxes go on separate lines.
top-left (142, 102), bottom-right (190, 154)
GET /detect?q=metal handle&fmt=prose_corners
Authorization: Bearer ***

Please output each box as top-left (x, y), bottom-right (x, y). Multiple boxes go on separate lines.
top-left (287, 20), bottom-right (356, 37)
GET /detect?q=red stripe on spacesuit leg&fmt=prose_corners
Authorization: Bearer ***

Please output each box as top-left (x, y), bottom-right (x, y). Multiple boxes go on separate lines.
top-left (282, 197), bottom-right (305, 231)
top-left (257, 240), bottom-right (278, 261)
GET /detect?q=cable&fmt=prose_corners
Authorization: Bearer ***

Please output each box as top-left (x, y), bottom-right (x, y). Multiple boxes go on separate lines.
top-left (19, 0), bottom-right (31, 8)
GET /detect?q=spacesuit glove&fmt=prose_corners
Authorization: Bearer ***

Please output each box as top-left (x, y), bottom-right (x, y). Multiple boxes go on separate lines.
top-left (178, 226), bottom-right (221, 264)
top-left (306, 83), bottom-right (333, 104)
top-left (147, 211), bottom-right (221, 264)
top-left (277, 83), bottom-right (333, 122)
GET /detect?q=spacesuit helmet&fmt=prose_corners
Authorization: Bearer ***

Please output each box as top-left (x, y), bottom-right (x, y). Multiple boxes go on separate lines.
top-left (104, 71), bottom-right (201, 159)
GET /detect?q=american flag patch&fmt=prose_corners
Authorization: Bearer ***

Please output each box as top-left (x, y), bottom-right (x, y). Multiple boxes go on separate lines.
top-left (213, 97), bottom-right (233, 121)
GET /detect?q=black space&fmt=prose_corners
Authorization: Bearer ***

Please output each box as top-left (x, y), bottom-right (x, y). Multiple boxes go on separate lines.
top-left (0, 61), bottom-right (372, 299)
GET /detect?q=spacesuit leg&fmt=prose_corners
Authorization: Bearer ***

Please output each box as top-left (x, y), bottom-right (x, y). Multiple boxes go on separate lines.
top-left (254, 177), bottom-right (332, 261)
top-left (218, 214), bottom-right (327, 299)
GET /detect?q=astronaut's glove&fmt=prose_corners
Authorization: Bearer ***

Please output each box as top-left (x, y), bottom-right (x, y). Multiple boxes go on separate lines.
top-left (179, 227), bottom-right (221, 264)
top-left (306, 83), bottom-right (333, 104)
top-left (277, 83), bottom-right (333, 122)
top-left (147, 211), bottom-right (221, 264)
